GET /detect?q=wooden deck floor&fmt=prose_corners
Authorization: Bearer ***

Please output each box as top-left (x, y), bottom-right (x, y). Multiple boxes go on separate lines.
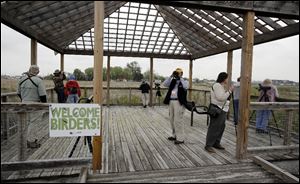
top-left (1, 106), bottom-right (298, 181)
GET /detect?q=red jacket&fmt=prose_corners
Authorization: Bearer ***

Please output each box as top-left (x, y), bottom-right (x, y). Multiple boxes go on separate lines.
top-left (65, 80), bottom-right (81, 97)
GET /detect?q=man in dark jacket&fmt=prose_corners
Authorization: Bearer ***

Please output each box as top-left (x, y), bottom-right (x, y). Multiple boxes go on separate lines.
top-left (163, 68), bottom-right (188, 145)
top-left (52, 69), bottom-right (66, 103)
top-left (139, 80), bottom-right (151, 108)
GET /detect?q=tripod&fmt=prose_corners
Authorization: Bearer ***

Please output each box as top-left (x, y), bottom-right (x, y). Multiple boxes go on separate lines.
top-left (68, 136), bottom-right (93, 157)
top-left (68, 96), bottom-right (94, 157)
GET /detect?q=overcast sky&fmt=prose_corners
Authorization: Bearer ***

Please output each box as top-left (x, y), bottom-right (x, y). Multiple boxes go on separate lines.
top-left (1, 23), bottom-right (299, 82)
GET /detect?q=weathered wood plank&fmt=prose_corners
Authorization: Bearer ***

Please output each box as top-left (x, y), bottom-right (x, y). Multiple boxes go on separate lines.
top-left (2, 106), bottom-right (297, 181)
top-left (1, 158), bottom-right (91, 172)
top-left (87, 162), bottom-right (282, 183)
top-left (253, 156), bottom-right (299, 183)
top-left (247, 145), bottom-right (299, 154)
top-left (250, 102), bottom-right (299, 110)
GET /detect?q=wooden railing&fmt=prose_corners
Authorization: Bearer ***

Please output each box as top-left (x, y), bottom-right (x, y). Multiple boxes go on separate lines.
top-left (1, 86), bottom-right (211, 106)
top-left (249, 102), bottom-right (299, 145)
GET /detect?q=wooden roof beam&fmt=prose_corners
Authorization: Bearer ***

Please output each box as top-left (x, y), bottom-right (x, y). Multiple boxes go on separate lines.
top-left (191, 23), bottom-right (299, 59)
top-left (63, 49), bottom-right (191, 60)
top-left (1, 9), bottom-right (63, 53)
top-left (133, 1), bottom-right (299, 19)
top-left (156, 6), bottom-right (212, 53)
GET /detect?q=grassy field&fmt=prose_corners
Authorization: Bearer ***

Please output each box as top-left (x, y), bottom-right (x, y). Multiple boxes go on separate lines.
top-left (2, 79), bottom-right (298, 100)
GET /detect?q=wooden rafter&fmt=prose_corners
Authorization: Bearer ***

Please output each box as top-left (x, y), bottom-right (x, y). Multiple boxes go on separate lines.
top-left (1, 1), bottom-right (298, 58)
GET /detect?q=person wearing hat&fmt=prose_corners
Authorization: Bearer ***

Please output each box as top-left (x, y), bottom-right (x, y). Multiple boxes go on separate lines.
top-left (17, 65), bottom-right (47, 148)
top-left (163, 68), bottom-right (188, 145)
top-left (139, 80), bottom-right (151, 108)
top-left (255, 79), bottom-right (279, 133)
top-left (65, 74), bottom-right (81, 103)
top-left (52, 69), bottom-right (66, 103)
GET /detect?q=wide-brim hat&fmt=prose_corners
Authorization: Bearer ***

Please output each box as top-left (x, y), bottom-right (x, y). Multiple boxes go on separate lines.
top-left (175, 68), bottom-right (183, 73)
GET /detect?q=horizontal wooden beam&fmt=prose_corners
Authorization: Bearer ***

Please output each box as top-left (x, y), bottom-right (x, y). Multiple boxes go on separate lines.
top-left (252, 156), bottom-right (299, 183)
top-left (131, 1), bottom-right (299, 19)
top-left (1, 157), bottom-right (92, 172)
top-left (1, 9), bottom-right (63, 53)
top-left (191, 23), bottom-right (299, 59)
top-left (63, 49), bottom-right (191, 60)
top-left (250, 102), bottom-right (299, 110)
top-left (247, 145), bottom-right (299, 154)
top-left (1, 102), bottom-right (50, 112)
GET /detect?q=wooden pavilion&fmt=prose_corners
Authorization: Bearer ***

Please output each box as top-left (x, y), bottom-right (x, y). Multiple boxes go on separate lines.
top-left (1, 1), bottom-right (299, 182)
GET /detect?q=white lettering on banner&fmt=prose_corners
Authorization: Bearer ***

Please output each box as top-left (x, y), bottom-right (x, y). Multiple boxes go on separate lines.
top-left (49, 104), bottom-right (101, 137)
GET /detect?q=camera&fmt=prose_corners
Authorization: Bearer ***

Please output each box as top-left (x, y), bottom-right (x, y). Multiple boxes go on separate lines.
top-left (258, 84), bottom-right (271, 92)
top-left (154, 80), bottom-right (161, 88)
top-left (172, 71), bottom-right (180, 79)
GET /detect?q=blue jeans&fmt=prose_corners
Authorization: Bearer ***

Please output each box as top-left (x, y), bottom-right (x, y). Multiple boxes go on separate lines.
top-left (233, 99), bottom-right (239, 125)
top-left (67, 94), bottom-right (79, 103)
top-left (256, 110), bottom-right (271, 130)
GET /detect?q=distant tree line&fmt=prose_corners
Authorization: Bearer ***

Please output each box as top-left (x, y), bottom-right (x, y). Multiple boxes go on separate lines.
top-left (44, 61), bottom-right (166, 82)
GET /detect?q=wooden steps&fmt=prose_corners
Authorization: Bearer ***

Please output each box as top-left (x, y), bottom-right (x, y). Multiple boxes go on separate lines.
top-left (86, 162), bottom-right (283, 183)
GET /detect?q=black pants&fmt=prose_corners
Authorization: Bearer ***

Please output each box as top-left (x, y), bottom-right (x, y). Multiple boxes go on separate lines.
top-left (206, 111), bottom-right (226, 147)
top-left (56, 88), bottom-right (65, 103)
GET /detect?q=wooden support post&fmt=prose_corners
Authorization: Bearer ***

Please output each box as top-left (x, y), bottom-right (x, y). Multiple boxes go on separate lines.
top-left (204, 91), bottom-right (207, 106)
top-left (106, 56), bottom-right (111, 106)
top-left (93, 1), bottom-right (104, 173)
top-left (60, 54), bottom-right (64, 72)
top-left (129, 88), bottom-right (132, 106)
top-left (149, 57), bottom-right (153, 107)
top-left (2, 96), bottom-right (8, 140)
top-left (84, 87), bottom-right (87, 98)
top-left (236, 11), bottom-right (255, 159)
top-left (283, 110), bottom-right (293, 145)
top-left (50, 89), bottom-right (54, 103)
top-left (31, 39), bottom-right (37, 65)
top-left (227, 50), bottom-right (233, 120)
top-left (189, 59), bottom-right (193, 101)
top-left (18, 112), bottom-right (28, 161)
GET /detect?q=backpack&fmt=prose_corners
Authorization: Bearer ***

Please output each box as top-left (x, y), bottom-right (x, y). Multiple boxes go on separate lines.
top-left (69, 87), bottom-right (78, 94)
top-left (53, 76), bottom-right (64, 92)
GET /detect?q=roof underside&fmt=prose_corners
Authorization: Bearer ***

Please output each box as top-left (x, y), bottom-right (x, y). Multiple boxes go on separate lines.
top-left (1, 1), bottom-right (299, 60)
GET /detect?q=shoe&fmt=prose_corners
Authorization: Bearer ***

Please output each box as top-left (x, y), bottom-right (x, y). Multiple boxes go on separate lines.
top-left (213, 144), bottom-right (225, 150)
top-left (167, 137), bottom-right (176, 141)
top-left (27, 140), bottom-right (41, 148)
top-left (262, 130), bottom-right (269, 134)
top-left (174, 140), bottom-right (184, 144)
top-left (256, 129), bottom-right (263, 133)
top-left (143, 105), bottom-right (147, 108)
top-left (205, 146), bottom-right (216, 153)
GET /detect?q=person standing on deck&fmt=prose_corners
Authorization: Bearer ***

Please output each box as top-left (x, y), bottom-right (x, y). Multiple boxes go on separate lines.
top-left (205, 72), bottom-right (234, 153)
top-left (139, 80), bottom-right (151, 108)
top-left (17, 65), bottom-right (47, 148)
top-left (163, 68), bottom-right (188, 145)
top-left (52, 69), bottom-right (66, 103)
top-left (255, 79), bottom-right (279, 133)
top-left (65, 74), bottom-right (81, 103)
